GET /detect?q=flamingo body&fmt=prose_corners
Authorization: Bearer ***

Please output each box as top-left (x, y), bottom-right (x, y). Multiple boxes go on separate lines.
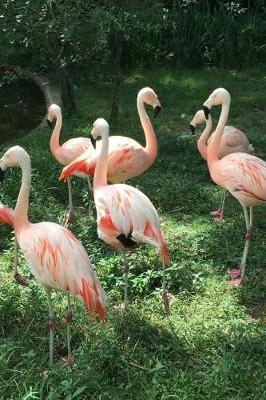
top-left (60, 136), bottom-right (149, 183)
top-left (59, 87), bottom-right (161, 184)
top-left (210, 153), bottom-right (266, 207)
top-left (16, 221), bottom-right (105, 317)
top-left (94, 183), bottom-right (169, 263)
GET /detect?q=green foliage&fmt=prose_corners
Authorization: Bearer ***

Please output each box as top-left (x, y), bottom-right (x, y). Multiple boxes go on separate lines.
top-left (0, 67), bottom-right (265, 398)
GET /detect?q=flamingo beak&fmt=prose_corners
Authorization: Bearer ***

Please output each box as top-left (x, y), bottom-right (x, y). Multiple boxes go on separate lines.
top-left (153, 105), bottom-right (161, 118)
top-left (0, 168), bottom-right (5, 181)
top-left (189, 124), bottom-right (196, 134)
top-left (202, 106), bottom-right (210, 120)
top-left (89, 133), bottom-right (97, 149)
top-left (47, 119), bottom-right (53, 129)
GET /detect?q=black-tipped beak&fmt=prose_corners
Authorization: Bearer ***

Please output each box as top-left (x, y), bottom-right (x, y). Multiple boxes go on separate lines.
top-left (202, 106), bottom-right (210, 120)
top-left (0, 168), bottom-right (5, 182)
top-left (153, 105), bottom-right (161, 118)
top-left (47, 119), bottom-right (53, 129)
top-left (89, 134), bottom-right (97, 149)
top-left (189, 124), bottom-right (196, 135)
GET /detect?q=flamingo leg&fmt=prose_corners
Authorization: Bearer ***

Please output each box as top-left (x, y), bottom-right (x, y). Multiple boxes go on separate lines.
top-left (122, 253), bottom-right (129, 309)
top-left (45, 288), bottom-right (55, 366)
top-left (231, 206), bottom-right (253, 286)
top-left (210, 188), bottom-right (226, 222)
top-left (64, 178), bottom-right (74, 228)
top-left (64, 292), bottom-right (72, 364)
top-left (13, 236), bottom-right (29, 286)
top-left (162, 262), bottom-right (169, 314)
top-left (86, 177), bottom-right (93, 217)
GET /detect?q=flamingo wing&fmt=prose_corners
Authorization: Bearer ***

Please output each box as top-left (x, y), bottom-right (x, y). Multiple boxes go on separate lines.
top-left (18, 222), bottom-right (105, 319)
top-left (220, 154), bottom-right (266, 204)
top-left (60, 137), bottom-right (94, 165)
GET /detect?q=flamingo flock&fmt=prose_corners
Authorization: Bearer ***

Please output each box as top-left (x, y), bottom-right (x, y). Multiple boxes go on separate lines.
top-left (0, 85), bottom-right (265, 366)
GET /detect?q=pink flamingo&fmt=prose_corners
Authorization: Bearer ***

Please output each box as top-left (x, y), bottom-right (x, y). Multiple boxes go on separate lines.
top-left (0, 146), bottom-right (105, 365)
top-left (47, 104), bottom-right (94, 226)
top-left (87, 118), bottom-right (169, 312)
top-left (59, 87), bottom-right (161, 184)
top-left (202, 88), bottom-right (266, 285)
top-left (190, 110), bottom-right (254, 221)
top-left (0, 201), bottom-right (28, 286)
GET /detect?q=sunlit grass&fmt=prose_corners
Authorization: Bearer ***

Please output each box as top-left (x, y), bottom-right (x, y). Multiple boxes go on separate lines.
top-left (0, 67), bottom-right (265, 399)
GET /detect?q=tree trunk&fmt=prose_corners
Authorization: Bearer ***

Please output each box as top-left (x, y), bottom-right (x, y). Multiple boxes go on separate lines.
top-left (110, 35), bottom-right (122, 122)
top-left (60, 68), bottom-right (77, 114)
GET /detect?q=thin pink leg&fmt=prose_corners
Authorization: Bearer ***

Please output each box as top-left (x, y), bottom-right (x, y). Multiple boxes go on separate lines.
top-left (210, 189), bottom-right (226, 222)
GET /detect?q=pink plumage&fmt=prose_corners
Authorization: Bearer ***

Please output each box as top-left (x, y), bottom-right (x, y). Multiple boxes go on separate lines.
top-left (59, 87), bottom-right (161, 184)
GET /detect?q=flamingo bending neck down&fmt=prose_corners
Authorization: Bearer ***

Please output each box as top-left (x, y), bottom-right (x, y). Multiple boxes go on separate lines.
top-left (47, 104), bottom-right (94, 226)
top-left (0, 201), bottom-right (28, 286)
top-left (59, 87), bottom-right (161, 185)
top-left (190, 110), bottom-right (254, 221)
top-left (0, 146), bottom-right (105, 365)
top-left (202, 88), bottom-right (266, 285)
top-left (90, 118), bottom-right (169, 312)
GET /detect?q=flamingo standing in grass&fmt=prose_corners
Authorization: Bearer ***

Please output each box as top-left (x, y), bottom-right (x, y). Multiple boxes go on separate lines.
top-left (0, 146), bottom-right (105, 365)
top-left (59, 87), bottom-right (161, 184)
top-left (190, 110), bottom-right (254, 221)
top-left (202, 88), bottom-right (266, 285)
top-left (84, 118), bottom-right (169, 312)
top-left (47, 104), bottom-right (94, 226)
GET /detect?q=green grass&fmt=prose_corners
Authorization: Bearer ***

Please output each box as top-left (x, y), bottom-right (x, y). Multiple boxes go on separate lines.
top-left (0, 67), bottom-right (265, 399)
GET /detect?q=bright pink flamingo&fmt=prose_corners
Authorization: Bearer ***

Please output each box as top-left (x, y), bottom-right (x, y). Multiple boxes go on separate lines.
top-left (47, 104), bottom-right (94, 226)
top-left (190, 110), bottom-right (254, 221)
top-left (59, 87), bottom-right (161, 184)
top-left (202, 88), bottom-right (266, 285)
top-left (87, 118), bottom-right (169, 312)
top-left (0, 201), bottom-right (28, 285)
top-left (0, 146), bottom-right (105, 365)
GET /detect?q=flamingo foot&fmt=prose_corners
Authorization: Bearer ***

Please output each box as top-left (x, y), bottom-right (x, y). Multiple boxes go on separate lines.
top-left (230, 277), bottom-right (244, 287)
top-left (64, 211), bottom-right (75, 228)
top-left (162, 291), bottom-right (170, 314)
top-left (210, 209), bottom-right (224, 222)
top-left (14, 272), bottom-right (29, 286)
top-left (228, 268), bottom-right (241, 279)
top-left (60, 355), bottom-right (73, 366)
top-left (113, 302), bottom-right (127, 311)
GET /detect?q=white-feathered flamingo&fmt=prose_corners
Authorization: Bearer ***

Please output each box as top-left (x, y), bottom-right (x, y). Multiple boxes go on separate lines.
top-left (59, 87), bottom-right (161, 184)
top-left (202, 88), bottom-right (266, 285)
top-left (0, 201), bottom-right (28, 285)
top-left (87, 118), bottom-right (169, 312)
top-left (47, 104), bottom-right (94, 226)
top-left (0, 146), bottom-right (105, 365)
top-left (190, 110), bottom-right (254, 221)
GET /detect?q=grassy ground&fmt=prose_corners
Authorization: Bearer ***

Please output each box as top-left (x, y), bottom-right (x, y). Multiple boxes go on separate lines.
top-left (0, 67), bottom-right (265, 399)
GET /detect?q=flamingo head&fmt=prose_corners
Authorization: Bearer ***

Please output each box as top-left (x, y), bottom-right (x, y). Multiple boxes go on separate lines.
top-left (138, 87), bottom-right (161, 118)
top-left (189, 110), bottom-right (206, 134)
top-left (90, 118), bottom-right (109, 148)
top-left (0, 146), bottom-right (30, 172)
top-left (47, 104), bottom-right (61, 128)
top-left (203, 88), bottom-right (231, 119)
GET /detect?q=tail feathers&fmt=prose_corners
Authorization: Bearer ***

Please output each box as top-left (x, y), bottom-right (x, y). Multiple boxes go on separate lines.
top-left (59, 160), bottom-right (95, 182)
top-left (249, 144), bottom-right (255, 155)
top-left (131, 230), bottom-right (169, 265)
top-left (80, 278), bottom-right (105, 321)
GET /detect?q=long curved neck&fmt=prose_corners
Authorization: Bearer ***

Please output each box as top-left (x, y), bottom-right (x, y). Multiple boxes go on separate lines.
top-left (207, 101), bottom-right (230, 168)
top-left (14, 158), bottom-right (31, 231)
top-left (137, 97), bottom-right (157, 162)
top-left (93, 132), bottom-right (108, 189)
top-left (50, 113), bottom-right (62, 154)
top-left (197, 116), bottom-right (212, 161)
